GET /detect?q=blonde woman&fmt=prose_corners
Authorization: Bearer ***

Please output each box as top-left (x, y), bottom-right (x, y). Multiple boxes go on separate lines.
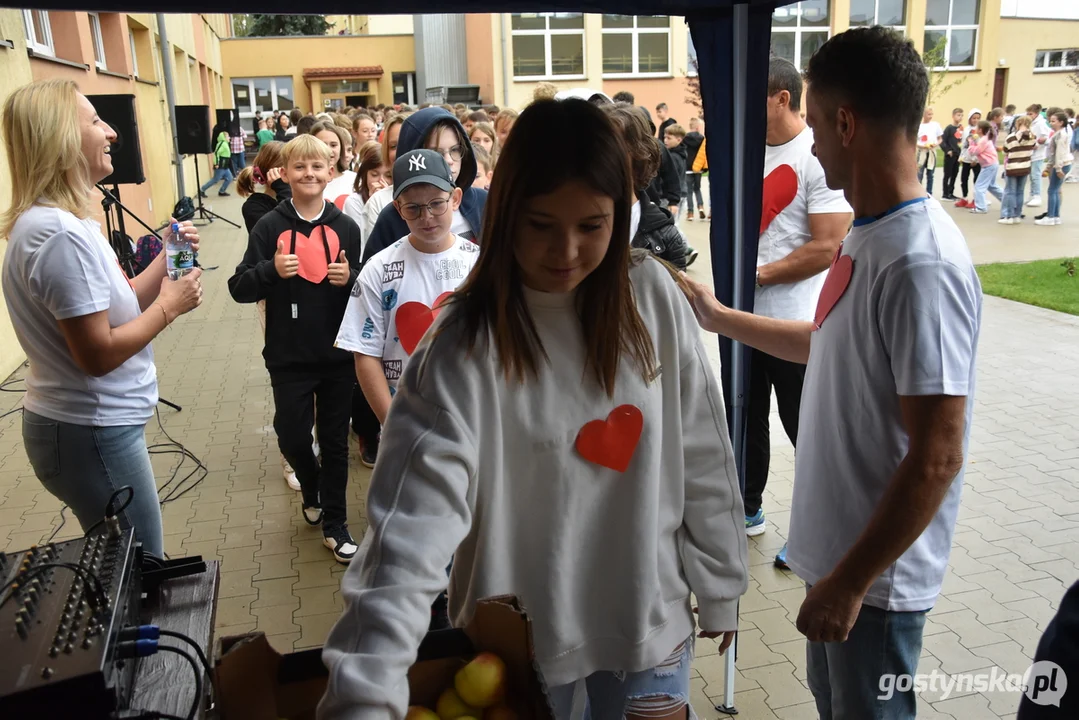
top-left (0, 79), bottom-right (203, 558)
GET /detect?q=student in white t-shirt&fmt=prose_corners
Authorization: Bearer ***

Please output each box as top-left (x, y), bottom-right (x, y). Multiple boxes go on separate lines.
top-left (321, 99), bottom-right (747, 720)
top-left (745, 58), bottom-right (852, 559)
top-left (685, 29), bottom-right (981, 720)
top-left (916, 106), bottom-right (944, 195)
top-left (336, 149), bottom-right (479, 432)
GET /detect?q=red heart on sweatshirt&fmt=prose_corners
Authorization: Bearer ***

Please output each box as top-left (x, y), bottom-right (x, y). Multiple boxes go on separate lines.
top-left (397, 291), bottom-right (453, 355)
top-left (813, 250), bottom-right (853, 329)
top-left (575, 405), bottom-right (644, 473)
top-left (920, 134), bottom-right (929, 143)
top-left (278, 227), bottom-right (341, 284)
top-left (334, 194), bottom-right (348, 210)
top-left (760, 164), bottom-right (798, 235)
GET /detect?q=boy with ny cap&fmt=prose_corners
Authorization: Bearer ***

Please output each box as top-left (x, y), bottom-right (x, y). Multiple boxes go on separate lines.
top-left (336, 148), bottom-right (480, 433)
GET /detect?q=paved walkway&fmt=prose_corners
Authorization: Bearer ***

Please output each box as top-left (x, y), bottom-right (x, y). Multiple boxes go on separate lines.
top-left (0, 188), bottom-right (1076, 719)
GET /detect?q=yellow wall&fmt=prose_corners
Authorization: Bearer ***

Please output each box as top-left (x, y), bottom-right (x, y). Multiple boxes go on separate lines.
top-left (0, 12), bottom-right (228, 378)
top-left (220, 34), bottom-right (416, 112)
top-left (0, 11), bottom-right (37, 378)
top-left (995, 18), bottom-right (1079, 110)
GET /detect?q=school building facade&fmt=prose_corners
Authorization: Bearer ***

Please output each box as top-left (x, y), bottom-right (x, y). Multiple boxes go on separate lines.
top-left (0, 10), bottom-right (232, 378)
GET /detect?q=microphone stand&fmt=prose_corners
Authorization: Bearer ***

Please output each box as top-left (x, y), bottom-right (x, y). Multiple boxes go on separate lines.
top-left (96, 183), bottom-right (183, 413)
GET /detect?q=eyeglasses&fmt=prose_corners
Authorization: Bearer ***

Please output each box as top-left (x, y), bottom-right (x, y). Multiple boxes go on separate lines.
top-left (399, 198), bottom-right (451, 220)
top-left (433, 145), bottom-right (465, 163)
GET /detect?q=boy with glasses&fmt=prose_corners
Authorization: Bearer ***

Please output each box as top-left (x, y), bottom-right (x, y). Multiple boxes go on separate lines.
top-left (336, 148), bottom-right (479, 431)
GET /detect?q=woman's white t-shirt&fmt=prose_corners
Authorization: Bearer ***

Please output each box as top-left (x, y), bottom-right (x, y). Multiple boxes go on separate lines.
top-left (1, 205), bottom-right (157, 425)
top-left (342, 193), bottom-right (368, 250)
top-left (324, 171), bottom-right (357, 208)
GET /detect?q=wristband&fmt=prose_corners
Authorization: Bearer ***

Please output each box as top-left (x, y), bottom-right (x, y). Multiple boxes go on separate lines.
top-left (154, 302), bottom-right (169, 327)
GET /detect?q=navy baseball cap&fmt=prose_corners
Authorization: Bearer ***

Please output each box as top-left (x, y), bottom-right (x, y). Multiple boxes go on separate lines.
top-left (393, 149), bottom-right (455, 200)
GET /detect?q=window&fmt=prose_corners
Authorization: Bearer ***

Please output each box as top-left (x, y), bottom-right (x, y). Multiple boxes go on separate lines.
top-left (849, 0), bottom-right (906, 32)
top-left (687, 28), bottom-right (698, 76)
top-left (88, 12), bottom-right (106, 70)
top-left (22, 9), bottom-right (53, 56)
top-left (128, 29), bottom-right (138, 76)
top-left (231, 77), bottom-right (294, 118)
top-left (770, 1), bottom-right (829, 70)
top-left (1034, 48), bottom-right (1079, 72)
top-left (602, 15), bottom-right (670, 77)
top-left (923, 0), bottom-right (980, 70)
top-left (510, 13), bottom-right (585, 79)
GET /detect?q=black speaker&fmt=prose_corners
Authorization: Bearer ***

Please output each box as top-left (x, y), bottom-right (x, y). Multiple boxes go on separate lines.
top-left (175, 105), bottom-right (211, 155)
top-left (86, 94), bottom-right (144, 185)
top-left (216, 108), bottom-right (240, 136)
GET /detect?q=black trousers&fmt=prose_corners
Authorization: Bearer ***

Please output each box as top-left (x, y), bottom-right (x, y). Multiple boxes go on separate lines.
top-left (744, 348), bottom-right (806, 517)
top-left (686, 173), bottom-right (705, 213)
top-left (351, 383), bottom-right (380, 445)
top-left (271, 366), bottom-right (353, 531)
top-left (942, 154), bottom-right (960, 197)
top-left (960, 161), bottom-right (981, 199)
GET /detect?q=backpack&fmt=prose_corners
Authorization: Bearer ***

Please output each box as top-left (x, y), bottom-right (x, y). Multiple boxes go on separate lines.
top-left (173, 196), bottom-right (195, 221)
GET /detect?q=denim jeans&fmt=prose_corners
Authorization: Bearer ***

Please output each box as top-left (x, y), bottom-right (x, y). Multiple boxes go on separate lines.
top-left (231, 151), bottom-right (246, 176)
top-left (21, 410), bottom-right (163, 558)
top-left (1030, 159), bottom-right (1045, 198)
top-left (547, 636), bottom-right (696, 720)
top-left (1048, 165), bottom-right (1072, 218)
top-left (201, 166), bottom-right (233, 195)
top-left (686, 173), bottom-right (704, 213)
top-left (805, 589), bottom-right (928, 720)
top-left (917, 166), bottom-right (935, 195)
top-left (973, 163), bottom-right (1003, 211)
top-left (1002, 174), bottom-right (1028, 218)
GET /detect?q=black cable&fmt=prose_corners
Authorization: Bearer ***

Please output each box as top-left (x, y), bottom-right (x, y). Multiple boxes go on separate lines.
top-left (0, 406), bottom-right (23, 421)
top-left (156, 645), bottom-right (202, 720)
top-left (45, 504), bottom-right (69, 544)
top-left (84, 485), bottom-right (135, 536)
top-left (149, 406), bottom-right (208, 505)
top-left (159, 629), bottom-right (214, 707)
top-left (0, 562), bottom-right (107, 610)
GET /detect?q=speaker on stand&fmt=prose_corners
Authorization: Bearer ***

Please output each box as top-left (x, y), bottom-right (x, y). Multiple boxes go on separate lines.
top-left (174, 104), bottom-right (239, 228)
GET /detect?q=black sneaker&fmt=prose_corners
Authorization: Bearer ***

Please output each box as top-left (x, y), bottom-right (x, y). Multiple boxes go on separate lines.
top-left (218, 191), bottom-right (230, 197)
top-left (685, 249), bottom-right (699, 268)
top-left (198, 191), bottom-right (208, 199)
top-left (323, 527), bottom-right (358, 564)
top-left (361, 435), bottom-right (379, 469)
top-left (1035, 212), bottom-right (1048, 220)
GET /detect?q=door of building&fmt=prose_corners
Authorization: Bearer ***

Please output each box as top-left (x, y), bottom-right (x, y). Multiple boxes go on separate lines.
top-left (993, 69), bottom-right (1008, 109)
top-left (392, 72), bottom-right (416, 106)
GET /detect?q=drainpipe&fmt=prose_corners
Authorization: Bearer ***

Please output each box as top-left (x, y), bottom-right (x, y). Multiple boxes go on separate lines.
top-left (156, 13), bottom-right (185, 196)
top-left (500, 13), bottom-right (511, 107)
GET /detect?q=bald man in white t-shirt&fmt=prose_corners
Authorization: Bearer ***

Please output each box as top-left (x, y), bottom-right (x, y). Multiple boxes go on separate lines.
top-left (744, 58), bottom-right (852, 566)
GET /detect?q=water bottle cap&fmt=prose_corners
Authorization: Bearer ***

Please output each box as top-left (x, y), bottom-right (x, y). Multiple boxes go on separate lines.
top-left (171, 222), bottom-right (180, 233)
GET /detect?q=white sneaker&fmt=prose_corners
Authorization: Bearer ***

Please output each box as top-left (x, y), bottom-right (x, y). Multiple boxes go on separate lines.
top-left (1027, 196), bottom-right (1042, 207)
top-left (323, 528), bottom-right (358, 564)
top-left (998, 218), bottom-right (1012, 224)
top-left (312, 440), bottom-right (320, 458)
top-left (302, 505), bottom-right (323, 525)
top-left (1034, 217), bottom-right (1057, 226)
top-left (283, 461), bottom-right (301, 491)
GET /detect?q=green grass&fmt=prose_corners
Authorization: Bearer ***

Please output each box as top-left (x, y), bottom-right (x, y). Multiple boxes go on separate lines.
top-left (976, 259), bottom-right (1079, 316)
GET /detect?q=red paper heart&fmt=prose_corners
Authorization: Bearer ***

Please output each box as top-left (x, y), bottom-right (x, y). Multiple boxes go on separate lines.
top-left (920, 135), bottom-right (928, 143)
top-left (813, 250), bottom-right (853, 329)
top-left (760, 164), bottom-right (798, 235)
top-left (278, 227), bottom-right (341, 284)
top-left (396, 291), bottom-right (453, 355)
top-left (575, 404), bottom-right (644, 473)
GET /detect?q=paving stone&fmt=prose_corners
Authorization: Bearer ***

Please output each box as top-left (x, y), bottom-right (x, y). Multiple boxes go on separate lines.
top-left (741, 662), bottom-right (813, 709)
top-left (294, 610), bottom-right (346, 649)
top-left (294, 586), bottom-right (344, 617)
top-left (252, 552), bottom-right (299, 582)
top-left (217, 568), bottom-right (259, 600)
top-left (926, 608), bottom-right (1010, 649)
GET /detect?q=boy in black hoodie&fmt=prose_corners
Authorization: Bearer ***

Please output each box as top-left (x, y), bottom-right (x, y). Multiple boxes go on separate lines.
top-left (941, 107), bottom-right (963, 201)
top-left (362, 107), bottom-right (487, 266)
top-left (663, 123), bottom-right (689, 224)
top-left (228, 134), bottom-right (363, 564)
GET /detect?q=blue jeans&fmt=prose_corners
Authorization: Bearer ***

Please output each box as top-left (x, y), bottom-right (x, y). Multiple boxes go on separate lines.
top-left (201, 166), bottom-right (233, 195)
top-left (1002, 174), bottom-right (1028, 218)
top-left (973, 163), bottom-right (1003, 211)
top-left (547, 636), bottom-right (696, 720)
top-left (1029, 160), bottom-right (1044, 198)
top-left (1048, 165), bottom-right (1071, 218)
top-left (231, 151), bottom-right (246, 176)
top-left (917, 166), bottom-right (935, 195)
top-left (22, 410), bottom-right (163, 558)
top-left (806, 589), bottom-right (928, 720)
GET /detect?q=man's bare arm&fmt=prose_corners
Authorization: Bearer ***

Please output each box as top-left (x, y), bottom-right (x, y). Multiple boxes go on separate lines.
top-left (757, 211), bottom-right (851, 286)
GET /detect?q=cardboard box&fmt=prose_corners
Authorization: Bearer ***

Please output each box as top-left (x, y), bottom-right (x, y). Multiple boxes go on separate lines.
top-left (214, 595), bottom-right (554, 720)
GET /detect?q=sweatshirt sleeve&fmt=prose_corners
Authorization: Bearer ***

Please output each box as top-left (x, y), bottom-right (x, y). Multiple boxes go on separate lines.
top-left (227, 220), bottom-right (280, 303)
top-left (671, 279), bottom-right (749, 632)
top-left (320, 380), bottom-right (476, 720)
top-left (692, 138), bottom-right (708, 172)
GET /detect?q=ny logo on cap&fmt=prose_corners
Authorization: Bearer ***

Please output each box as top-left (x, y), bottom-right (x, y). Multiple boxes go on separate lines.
top-left (408, 153), bottom-right (427, 172)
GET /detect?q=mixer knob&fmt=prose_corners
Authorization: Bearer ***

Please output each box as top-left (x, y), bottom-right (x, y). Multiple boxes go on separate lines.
top-left (63, 643), bottom-right (73, 654)
top-left (41, 667), bottom-right (53, 680)
top-left (15, 617), bottom-right (28, 639)
top-left (48, 645), bottom-right (58, 658)
top-left (82, 637), bottom-right (93, 649)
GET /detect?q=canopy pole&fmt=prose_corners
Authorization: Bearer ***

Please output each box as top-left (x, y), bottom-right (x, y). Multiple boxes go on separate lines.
top-left (721, 1), bottom-right (749, 714)
top-left (156, 13), bottom-right (184, 196)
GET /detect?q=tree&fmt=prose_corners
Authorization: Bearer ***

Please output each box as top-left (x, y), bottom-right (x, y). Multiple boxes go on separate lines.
top-left (685, 56), bottom-right (702, 112)
top-left (923, 36), bottom-right (968, 106)
top-left (232, 14), bottom-right (334, 38)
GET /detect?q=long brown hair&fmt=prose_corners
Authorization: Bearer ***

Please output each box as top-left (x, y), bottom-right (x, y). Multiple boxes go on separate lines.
top-left (446, 99), bottom-right (656, 396)
top-left (236, 140), bottom-right (285, 197)
top-left (351, 140), bottom-right (383, 201)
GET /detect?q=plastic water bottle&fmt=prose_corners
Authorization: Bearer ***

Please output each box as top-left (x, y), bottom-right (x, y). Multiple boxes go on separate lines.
top-left (166, 222), bottom-right (195, 280)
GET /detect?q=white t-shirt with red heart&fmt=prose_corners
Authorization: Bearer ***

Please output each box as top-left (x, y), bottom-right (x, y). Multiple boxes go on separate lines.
top-left (755, 127), bottom-right (852, 322)
top-left (334, 234), bottom-right (479, 392)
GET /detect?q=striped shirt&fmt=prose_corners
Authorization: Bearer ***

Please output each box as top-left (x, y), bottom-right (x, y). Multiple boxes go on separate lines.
top-left (1003, 130), bottom-right (1036, 177)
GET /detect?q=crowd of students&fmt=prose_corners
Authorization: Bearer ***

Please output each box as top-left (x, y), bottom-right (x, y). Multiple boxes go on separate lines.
top-left (918, 102), bottom-right (1075, 226)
